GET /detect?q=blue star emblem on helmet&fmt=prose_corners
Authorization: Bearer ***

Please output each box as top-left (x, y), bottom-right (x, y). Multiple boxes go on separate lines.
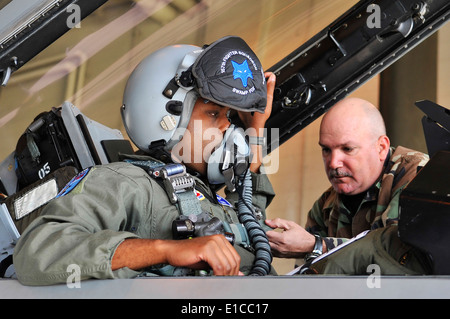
top-left (231, 60), bottom-right (253, 87)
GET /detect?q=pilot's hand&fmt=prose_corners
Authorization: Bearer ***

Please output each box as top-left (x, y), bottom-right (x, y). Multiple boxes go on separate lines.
top-left (164, 235), bottom-right (242, 276)
top-left (238, 72), bottom-right (275, 131)
top-left (112, 235), bottom-right (242, 276)
top-left (238, 72), bottom-right (276, 173)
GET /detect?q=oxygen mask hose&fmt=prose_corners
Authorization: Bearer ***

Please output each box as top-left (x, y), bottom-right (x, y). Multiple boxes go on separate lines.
top-left (236, 169), bottom-right (272, 276)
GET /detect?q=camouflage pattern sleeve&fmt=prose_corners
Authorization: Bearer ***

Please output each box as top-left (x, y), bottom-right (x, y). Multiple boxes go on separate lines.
top-left (305, 190), bottom-right (348, 251)
top-left (372, 146), bottom-right (429, 229)
top-left (305, 192), bottom-right (328, 236)
top-left (322, 237), bottom-right (349, 251)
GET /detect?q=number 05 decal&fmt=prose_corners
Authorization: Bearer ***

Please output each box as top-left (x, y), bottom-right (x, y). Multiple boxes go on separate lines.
top-left (38, 162), bottom-right (51, 179)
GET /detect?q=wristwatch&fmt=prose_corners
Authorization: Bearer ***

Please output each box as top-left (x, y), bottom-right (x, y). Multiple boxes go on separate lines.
top-left (304, 234), bottom-right (323, 263)
top-left (248, 135), bottom-right (266, 146)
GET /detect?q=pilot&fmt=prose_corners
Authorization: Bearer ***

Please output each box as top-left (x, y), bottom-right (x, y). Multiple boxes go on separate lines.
top-left (265, 97), bottom-right (432, 274)
top-left (13, 36), bottom-right (277, 286)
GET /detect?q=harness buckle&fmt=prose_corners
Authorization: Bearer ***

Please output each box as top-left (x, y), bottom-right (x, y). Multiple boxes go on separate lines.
top-left (156, 164), bottom-right (195, 204)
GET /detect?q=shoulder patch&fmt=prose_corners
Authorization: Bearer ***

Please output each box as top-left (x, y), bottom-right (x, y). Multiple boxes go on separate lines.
top-left (195, 190), bottom-right (205, 201)
top-left (216, 194), bottom-right (233, 207)
top-left (55, 168), bottom-right (90, 198)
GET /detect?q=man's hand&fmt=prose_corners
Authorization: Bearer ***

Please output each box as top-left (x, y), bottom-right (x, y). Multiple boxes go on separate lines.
top-left (112, 235), bottom-right (242, 276)
top-left (265, 218), bottom-right (317, 258)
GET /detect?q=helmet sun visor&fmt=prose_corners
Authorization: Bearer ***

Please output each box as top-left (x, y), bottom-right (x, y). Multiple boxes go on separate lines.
top-left (192, 36), bottom-right (267, 114)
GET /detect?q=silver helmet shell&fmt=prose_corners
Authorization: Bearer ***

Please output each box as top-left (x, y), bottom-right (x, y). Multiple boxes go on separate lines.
top-left (121, 44), bottom-right (202, 154)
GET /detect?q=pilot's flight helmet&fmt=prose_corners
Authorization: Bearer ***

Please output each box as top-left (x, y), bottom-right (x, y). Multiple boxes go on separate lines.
top-left (121, 36), bottom-right (267, 159)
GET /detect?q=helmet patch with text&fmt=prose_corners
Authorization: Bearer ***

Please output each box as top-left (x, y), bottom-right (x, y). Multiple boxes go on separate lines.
top-left (192, 36), bottom-right (267, 113)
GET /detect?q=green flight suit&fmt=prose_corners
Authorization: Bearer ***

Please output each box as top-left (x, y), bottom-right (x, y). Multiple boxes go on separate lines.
top-left (13, 159), bottom-right (276, 286)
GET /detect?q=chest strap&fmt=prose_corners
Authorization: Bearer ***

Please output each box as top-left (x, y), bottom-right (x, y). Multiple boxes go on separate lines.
top-left (125, 160), bottom-right (202, 218)
top-left (126, 159), bottom-right (250, 248)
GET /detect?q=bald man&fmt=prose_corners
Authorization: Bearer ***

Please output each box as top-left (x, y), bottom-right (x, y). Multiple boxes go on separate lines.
top-left (266, 98), bottom-right (430, 272)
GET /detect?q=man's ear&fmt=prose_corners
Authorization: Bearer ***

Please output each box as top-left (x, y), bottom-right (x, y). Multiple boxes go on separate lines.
top-left (377, 135), bottom-right (390, 161)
